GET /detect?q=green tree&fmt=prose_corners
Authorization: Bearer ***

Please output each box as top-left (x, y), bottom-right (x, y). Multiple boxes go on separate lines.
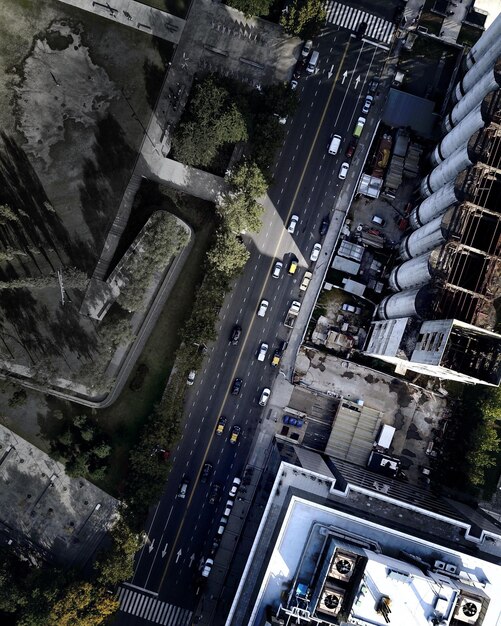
top-left (217, 161), bottom-right (267, 233)
top-left (95, 519), bottom-right (141, 586)
top-left (46, 581), bottom-right (119, 626)
top-left (280, 0), bottom-right (326, 37)
top-left (207, 230), bottom-right (250, 281)
top-left (225, 0), bottom-right (273, 17)
top-left (173, 77), bottom-right (248, 168)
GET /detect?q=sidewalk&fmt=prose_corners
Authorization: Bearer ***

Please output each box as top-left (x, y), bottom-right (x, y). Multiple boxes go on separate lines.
top-left (56, 0), bottom-right (185, 44)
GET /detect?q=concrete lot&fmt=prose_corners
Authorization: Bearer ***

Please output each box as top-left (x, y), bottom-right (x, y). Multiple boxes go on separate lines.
top-left (0, 423), bottom-right (118, 567)
top-left (293, 346), bottom-right (448, 483)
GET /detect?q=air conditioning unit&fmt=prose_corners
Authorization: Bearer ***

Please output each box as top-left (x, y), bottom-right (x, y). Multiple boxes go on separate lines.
top-left (329, 551), bottom-right (357, 582)
top-left (318, 588), bottom-right (344, 616)
top-left (434, 560), bottom-right (446, 571)
top-left (445, 563), bottom-right (457, 574)
top-left (453, 596), bottom-right (482, 624)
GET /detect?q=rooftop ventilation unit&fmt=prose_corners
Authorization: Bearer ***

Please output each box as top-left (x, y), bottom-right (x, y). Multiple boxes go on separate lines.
top-left (445, 563), bottom-right (457, 574)
top-left (329, 551), bottom-right (357, 582)
top-left (434, 560), bottom-right (446, 570)
top-left (318, 586), bottom-right (344, 617)
top-left (453, 596), bottom-right (482, 624)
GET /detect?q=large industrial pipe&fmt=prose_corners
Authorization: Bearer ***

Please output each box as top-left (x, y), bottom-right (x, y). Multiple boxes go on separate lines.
top-left (465, 12), bottom-right (501, 70)
top-left (399, 215), bottom-right (445, 260)
top-left (434, 106), bottom-right (483, 164)
top-left (389, 252), bottom-right (434, 291)
top-left (410, 182), bottom-right (457, 228)
top-left (455, 50), bottom-right (501, 103)
top-left (445, 62), bottom-right (501, 131)
top-left (421, 145), bottom-right (473, 196)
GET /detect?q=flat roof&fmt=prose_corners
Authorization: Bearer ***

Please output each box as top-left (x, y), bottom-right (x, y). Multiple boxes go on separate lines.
top-left (383, 90), bottom-right (437, 139)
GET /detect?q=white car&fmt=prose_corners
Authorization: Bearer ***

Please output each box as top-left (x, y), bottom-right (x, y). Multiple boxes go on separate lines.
top-left (224, 499), bottom-right (234, 516)
top-left (229, 477), bottom-right (241, 497)
top-left (201, 558), bottom-right (214, 578)
top-left (257, 299), bottom-right (269, 317)
top-left (272, 260), bottom-right (283, 278)
top-left (288, 214), bottom-right (299, 233)
top-left (257, 342), bottom-right (269, 362)
top-left (186, 370), bottom-right (196, 385)
top-left (310, 243), bottom-right (322, 262)
top-left (302, 39), bottom-right (313, 57)
top-left (290, 79), bottom-right (298, 90)
top-left (362, 94), bottom-right (374, 114)
top-left (338, 162), bottom-right (350, 180)
top-left (259, 387), bottom-right (271, 407)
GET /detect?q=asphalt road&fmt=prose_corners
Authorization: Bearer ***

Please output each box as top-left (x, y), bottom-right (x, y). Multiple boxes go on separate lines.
top-left (117, 24), bottom-right (390, 626)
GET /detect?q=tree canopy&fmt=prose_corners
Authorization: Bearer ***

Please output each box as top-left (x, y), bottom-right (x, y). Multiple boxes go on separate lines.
top-left (217, 161), bottom-right (267, 233)
top-left (280, 0), bottom-right (326, 37)
top-left (172, 77), bottom-right (249, 168)
top-left (224, 0), bottom-right (273, 17)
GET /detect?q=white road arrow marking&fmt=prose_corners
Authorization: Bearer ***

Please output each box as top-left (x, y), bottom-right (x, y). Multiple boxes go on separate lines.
top-left (341, 70), bottom-right (348, 84)
top-left (176, 549), bottom-right (182, 563)
top-left (355, 75), bottom-right (361, 89)
top-left (189, 553), bottom-right (195, 567)
top-left (148, 539), bottom-right (156, 554)
top-left (328, 64), bottom-right (334, 79)
top-left (161, 542), bottom-right (169, 558)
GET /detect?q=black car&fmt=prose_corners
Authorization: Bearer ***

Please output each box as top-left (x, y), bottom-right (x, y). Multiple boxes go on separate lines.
top-left (231, 377), bottom-right (243, 395)
top-left (230, 325), bottom-right (242, 345)
top-left (208, 482), bottom-right (221, 504)
top-left (201, 462), bottom-right (213, 483)
top-left (210, 537), bottom-right (220, 557)
top-left (319, 217), bottom-right (329, 236)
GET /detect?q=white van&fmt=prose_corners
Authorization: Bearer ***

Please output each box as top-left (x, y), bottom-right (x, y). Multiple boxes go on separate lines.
top-left (328, 134), bottom-right (341, 155)
top-left (306, 50), bottom-right (319, 74)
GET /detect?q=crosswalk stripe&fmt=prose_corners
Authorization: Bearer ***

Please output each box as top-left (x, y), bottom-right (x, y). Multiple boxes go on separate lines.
top-left (325, 1), bottom-right (395, 45)
top-left (118, 586), bottom-right (193, 625)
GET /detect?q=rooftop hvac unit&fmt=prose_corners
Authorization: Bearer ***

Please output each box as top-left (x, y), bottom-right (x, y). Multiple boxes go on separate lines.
top-left (453, 596), bottom-right (482, 624)
top-left (318, 589), bottom-right (344, 616)
top-left (329, 551), bottom-right (357, 582)
top-left (434, 560), bottom-right (446, 570)
top-left (445, 563), bottom-right (457, 574)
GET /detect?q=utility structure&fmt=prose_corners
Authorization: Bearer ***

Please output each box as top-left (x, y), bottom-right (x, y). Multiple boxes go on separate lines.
top-left (365, 14), bottom-right (501, 386)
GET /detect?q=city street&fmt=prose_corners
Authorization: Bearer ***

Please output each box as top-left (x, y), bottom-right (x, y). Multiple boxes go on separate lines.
top-left (117, 20), bottom-right (391, 626)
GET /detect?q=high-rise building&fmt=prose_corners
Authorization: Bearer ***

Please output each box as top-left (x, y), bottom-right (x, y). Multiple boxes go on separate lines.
top-left (364, 15), bottom-right (501, 386)
top-left (226, 443), bottom-right (501, 626)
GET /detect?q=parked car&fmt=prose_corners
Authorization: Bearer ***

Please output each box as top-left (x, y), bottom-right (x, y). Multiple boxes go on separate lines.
top-left (372, 214), bottom-right (386, 226)
top-left (283, 415), bottom-right (304, 428)
top-left (229, 477), bottom-right (241, 497)
top-left (362, 94), bottom-right (374, 114)
top-left (215, 416), bottom-right (227, 436)
top-left (230, 425), bottom-right (241, 445)
top-left (338, 161), bottom-right (350, 180)
top-left (230, 325), bottom-right (242, 345)
top-left (300, 271), bottom-right (313, 292)
top-left (201, 463), bottom-right (213, 483)
top-left (231, 378), bottom-right (243, 395)
top-left (288, 214), bottom-right (299, 233)
top-left (224, 499), bottom-right (234, 516)
top-left (259, 387), bottom-right (271, 407)
top-left (201, 558), bottom-right (214, 578)
top-left (217, 516), bottom-right (228, 536)
top-left (271, 349), bottom-right (281, 367)
top-left (208, 482), bottom-right (222, 505)
top-left (310, 242), bottom-right (322, 262)
top-left (290, 78), bottom-right (298, 90)
top-left (257, 342), bottom-right (269, 362)
top-left (345, 138), bottom-right (357, 158)
top-left (257, 299), bottom-right (269, 317)
top-left (319, 216), bottom-right (329, 236)
top-left (272, 260), bottom-right (283, 278)
top-left (186, 370), bottom-right (196, 385)
top-left (302, 39), bottom-right (313, 57)
top-left (341, 303), bottom-right (362, 314)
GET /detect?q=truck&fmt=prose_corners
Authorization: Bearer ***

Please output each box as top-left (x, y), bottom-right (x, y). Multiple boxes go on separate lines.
top-left (284, 300), bottom-right (301, 328)
top-left (353, 116), bottom-right (366, 139)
